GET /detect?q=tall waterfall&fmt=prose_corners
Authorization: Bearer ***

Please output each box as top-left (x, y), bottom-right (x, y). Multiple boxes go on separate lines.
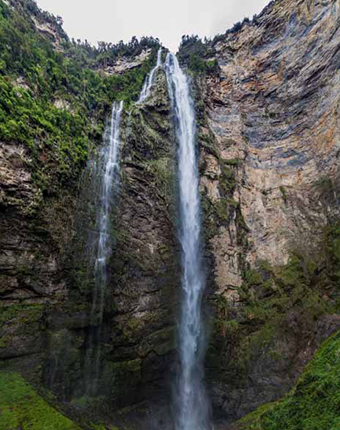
top-left (165, 53), bottom-right (210, 430)
top-left (137, 48), bottom-right (162, 103)
top-left (86, 100), bottom-right (123, 394)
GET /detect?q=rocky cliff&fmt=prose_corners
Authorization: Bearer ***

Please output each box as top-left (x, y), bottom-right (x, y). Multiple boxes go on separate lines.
top-left (195, 0), bottom-right (340, 422)
top-left (0, 0), bottom-right (172, 418)
top-left (0, 0), bottom-right (340, 429)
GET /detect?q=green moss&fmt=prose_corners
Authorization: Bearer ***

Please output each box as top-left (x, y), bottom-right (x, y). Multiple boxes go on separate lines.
top-left (0, 304), bottom-right (44, 326)
top-left (244, 269), bottom-right (264, 286)
top-left (213, 221), bottom-right (340, 381)
top-left (144, 326), bottom-right (176, 355)
top-left (144, 157), bottom-right (173, 198)
top-left (0, 304), bottom-right (45, 350)
top-left (123, 317), bottom-right (145, 339)
top-left (101, 359), bottom-right (142, 392)
top-left (0, 372), bottom-right (81, 430)
top-left (224, 158), bottom-right (242, 167)
top-left (0, 1), bottom-right (160, 202)
top-left (239, 330), bottom-right (340, 430)
top-left (238, 403), bottom-right (277, 429)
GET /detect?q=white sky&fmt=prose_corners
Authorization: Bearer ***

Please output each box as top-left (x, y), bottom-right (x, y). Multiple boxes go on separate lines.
top-left (35, 0), bottom-right (270, 52)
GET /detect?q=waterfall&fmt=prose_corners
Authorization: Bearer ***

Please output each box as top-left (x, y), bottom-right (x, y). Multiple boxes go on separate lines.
top-left (137, 47), bottom-right (162, 103)
top-left (86, 100), bottom-right (123, 394)
top-left (92, 100), bottom-right (123, 319)
top-left (165, 53), bottom-right (210, 430)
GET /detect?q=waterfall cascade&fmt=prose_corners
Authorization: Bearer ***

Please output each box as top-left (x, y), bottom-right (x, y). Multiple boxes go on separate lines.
top-left (86, 100), bottom-right (123, 394)
top-left (137, 48), bottom-right (162, 103)
top-left (165, 53), bottom-right (210, 430)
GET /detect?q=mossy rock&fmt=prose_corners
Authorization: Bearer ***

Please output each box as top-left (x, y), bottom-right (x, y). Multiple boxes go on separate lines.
top-left (101, 359), bottom-right (142, 392)
top-left (237, 329), bottom-right (340, 430)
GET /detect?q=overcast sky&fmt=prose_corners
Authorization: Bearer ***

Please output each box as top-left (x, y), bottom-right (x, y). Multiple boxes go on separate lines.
top-left (35, 0), bottom-right (270, 52)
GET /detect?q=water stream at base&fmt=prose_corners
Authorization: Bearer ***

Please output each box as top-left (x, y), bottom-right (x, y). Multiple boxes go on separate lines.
top-left (165, 53), bottom-right (211, 430)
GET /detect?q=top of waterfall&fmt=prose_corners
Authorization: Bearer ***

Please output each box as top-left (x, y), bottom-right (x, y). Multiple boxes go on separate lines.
top-left (137, 47), bottom-right (163, 104)
top-left (156, 47), bottom-right (162, 67)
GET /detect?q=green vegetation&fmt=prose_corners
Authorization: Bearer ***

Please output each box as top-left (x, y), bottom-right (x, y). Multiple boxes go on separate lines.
top-left (201, 149), bottom-right (244, 242)
top-left (0, 371), bottom-right (121, 429)
top-left (0, 304), bottom-right (44, 349)
top-left (0, 372), bottom-right (81, 430)
top-left (0, 0), bottom-right (160, 195)
top-left (188, 54), bottom-right (218, 75)
top-left (0, 303), bottom-right (43, 325)
top-left (238, 329), bottom-right (340, 430)
top-left (177, 35), bottom-right (218, 74)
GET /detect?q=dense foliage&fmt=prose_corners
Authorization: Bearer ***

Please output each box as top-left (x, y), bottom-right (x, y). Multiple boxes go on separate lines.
top-left (7, 0), bottom-right (160, 66)
top-left (0, 0), bottom-right (159, 193)
top-left (9, 0), bottom-right (68, 40)
top-left (177, 35), bottom-right (218, 74)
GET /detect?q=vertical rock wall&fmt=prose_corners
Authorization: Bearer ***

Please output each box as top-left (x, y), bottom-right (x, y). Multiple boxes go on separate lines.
top-left (196, 0), bottom-right (340, 421)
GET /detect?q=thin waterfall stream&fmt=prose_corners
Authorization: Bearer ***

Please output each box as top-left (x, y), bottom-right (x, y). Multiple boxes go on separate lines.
top-left (165, 53), bottom-right (210, 430)
top-left (85, 101), bottom-right (123, 394)
top-left (92, 101), bottom-right (124, 320)
top-left (85, 48), bottom-right (162, 394)
top-left (137, 47), bottom-right (162, 103)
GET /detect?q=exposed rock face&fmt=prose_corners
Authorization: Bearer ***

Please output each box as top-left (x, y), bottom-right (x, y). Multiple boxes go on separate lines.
top-left (197, 0), bottom-right (340, 421)
top-left (40, 70), bottom-right (180, 409)
top-left (96, 70), bottom-right (180, 406)
top-left (96, 50), bottom-right (152, 76)
top-left (7, 0), bottom-right (67, 49)
top-left (203, 0), bottom-right (340, 281)
top-left (0, 141), bottom-right (73, 361)
top-left (0, 65), bottom-right (177, 417)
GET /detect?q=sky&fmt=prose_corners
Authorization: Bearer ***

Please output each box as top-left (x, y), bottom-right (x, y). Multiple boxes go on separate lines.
top-left (35, 0), bottom-right (270, 52)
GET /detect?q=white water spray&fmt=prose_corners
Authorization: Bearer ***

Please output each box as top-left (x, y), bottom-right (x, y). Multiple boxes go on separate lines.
top-left (137, 48), bottom-right (162, 103)
top-left (165, 53), bottom-right (210, 430)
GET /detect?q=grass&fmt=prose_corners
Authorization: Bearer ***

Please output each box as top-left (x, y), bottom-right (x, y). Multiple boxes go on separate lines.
top-left (0, 372), bottom-right (81, 430)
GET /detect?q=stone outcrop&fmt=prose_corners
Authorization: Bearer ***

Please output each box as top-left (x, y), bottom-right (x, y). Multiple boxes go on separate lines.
top-left (0, 140), bottom-right (74, 361)
top-left (96, 50), bottom-right (152, 76)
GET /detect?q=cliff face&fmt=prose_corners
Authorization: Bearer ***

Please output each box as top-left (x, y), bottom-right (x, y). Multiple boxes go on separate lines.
top-left (1, 0), bottom-right (340, 428)
top-left (207, 0), bottom-right (340, 270)
top-left (96, 71), bottom-right (179, 406)
top-left (198, 0), bottom-right (340, 421)
top-left (0, 0), bottom-right (173, 414)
